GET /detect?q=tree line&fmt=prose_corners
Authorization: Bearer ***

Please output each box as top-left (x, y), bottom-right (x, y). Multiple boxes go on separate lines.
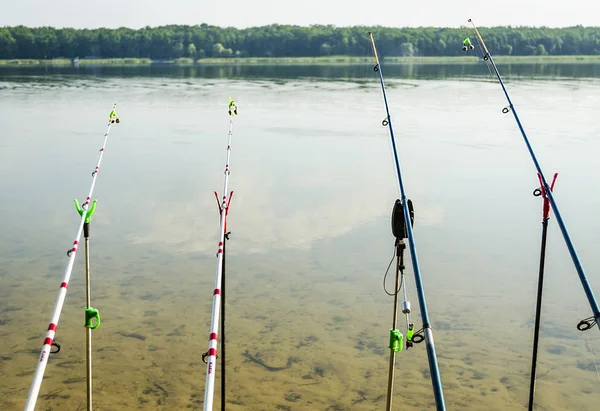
top-left (1, 24), bottom-right (599, 60)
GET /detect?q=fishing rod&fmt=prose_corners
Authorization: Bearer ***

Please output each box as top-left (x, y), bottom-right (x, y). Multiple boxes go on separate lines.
top-left (367, 32), bottom-right (446, 411)
top-left (25, 105), bottom-right (119, 411)
top-left (528, 173), bottom-right (558, 411)
top-left (202, 98), bottom-right (237, 411)
top-left (467, 19), bottom-right (600, 332)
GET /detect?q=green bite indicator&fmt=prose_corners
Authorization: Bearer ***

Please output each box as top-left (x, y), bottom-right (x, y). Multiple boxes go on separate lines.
top-left (407, 326), bottom-right (414, 342)
top-left (389, 329), bottom-right (403, 353)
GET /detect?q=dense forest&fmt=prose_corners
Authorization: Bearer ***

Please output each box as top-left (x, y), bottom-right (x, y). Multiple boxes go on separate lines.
top-left (1, 24), bottom-right (599, 60)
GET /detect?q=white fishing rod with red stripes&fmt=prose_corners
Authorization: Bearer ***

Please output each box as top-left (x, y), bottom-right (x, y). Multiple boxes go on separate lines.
top-left (203, 98), bottom-right (237, 411)
top-left (25, 105), bottom-right (120, 411)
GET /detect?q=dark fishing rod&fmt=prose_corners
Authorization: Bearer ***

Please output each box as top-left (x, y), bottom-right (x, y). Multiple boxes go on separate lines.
top-left (221, 233), bottom-right (228, 411)
top-left (367, 32), bottom-right (446, 411)
top-left (467, 19), bottom-right (600, 332)
top-left (528, 173), bottom-right (558, 411)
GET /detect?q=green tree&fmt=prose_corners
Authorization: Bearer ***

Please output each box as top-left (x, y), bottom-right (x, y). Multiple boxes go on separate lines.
top-left (212, 43), bottom-right (225, 57)
top-left (535, 44), bottom-right (548, 56)
top-left (2, 24), bottom-right (600, 60)
top-left (187, 43), bottom-right (197, 58)
top-left (173, 41), bottom-right (184, 58)
top-left (319, 43), bottom-right (332, 55)
top-left (58, 28), bottom-right (78, 57)
top-left (499, 44), bottom-right (513, 55)
top-left (0, 28), bottom-right (16, 58)
top-left (400, 43), bottom-right (414, 57)
top-left (10, 26), bottom-right (37, 58)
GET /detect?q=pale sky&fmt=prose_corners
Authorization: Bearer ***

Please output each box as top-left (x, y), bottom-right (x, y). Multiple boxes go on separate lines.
top-left (1, 0), bottom-right (598, 29)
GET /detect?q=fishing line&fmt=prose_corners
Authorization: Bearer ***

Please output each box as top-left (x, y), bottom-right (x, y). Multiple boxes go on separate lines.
top-left (470, 33), bottom-right (494, 78)
top-left (585, 335), bottom-right (600, 383)
top-left (383, 246), bottom-right (403, 296)
top-left (25, 104), bottom-right (119, 411)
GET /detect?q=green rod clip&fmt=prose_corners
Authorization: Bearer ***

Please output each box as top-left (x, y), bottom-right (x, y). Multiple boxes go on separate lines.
top-left (389, 329), bottom-right (403, 353)
top-left (74, 199), bottom-right (97, 223)
top-left (85, 307), bottom-right (101, 329)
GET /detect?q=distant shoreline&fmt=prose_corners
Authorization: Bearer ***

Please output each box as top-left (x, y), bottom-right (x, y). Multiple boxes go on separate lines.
top-left (1, 55), bottom-right (600, 67)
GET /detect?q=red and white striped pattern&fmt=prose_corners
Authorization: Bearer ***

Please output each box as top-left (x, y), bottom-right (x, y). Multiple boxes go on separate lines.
top-left (203, 115), bottom-right (234, 411)
top-left (25, 114), bottom-right (116, 411)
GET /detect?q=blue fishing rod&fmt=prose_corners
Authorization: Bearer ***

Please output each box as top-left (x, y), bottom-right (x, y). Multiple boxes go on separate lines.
top-left (367, 32), bottom-right (446, 411)
top-left (467, 19), bottom-right (600, 331)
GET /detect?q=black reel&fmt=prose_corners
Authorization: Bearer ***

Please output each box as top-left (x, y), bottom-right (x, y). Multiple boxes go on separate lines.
top-left (391, 199), bottom-right (415, 240)
top-left (50, 340), bottom-right (61, 354)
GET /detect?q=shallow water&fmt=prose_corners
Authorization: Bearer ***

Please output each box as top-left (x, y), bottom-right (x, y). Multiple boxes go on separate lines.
top-left (1, 65), bottom-right (600, 410)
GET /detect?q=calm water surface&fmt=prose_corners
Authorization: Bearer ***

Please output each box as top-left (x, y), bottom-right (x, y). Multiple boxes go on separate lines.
top-left (1, 63), bottom-right (600, 410)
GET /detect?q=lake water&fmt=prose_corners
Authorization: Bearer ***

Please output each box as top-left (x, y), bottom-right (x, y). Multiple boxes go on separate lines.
top-left (1, 62), bottom-right (600, 410)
